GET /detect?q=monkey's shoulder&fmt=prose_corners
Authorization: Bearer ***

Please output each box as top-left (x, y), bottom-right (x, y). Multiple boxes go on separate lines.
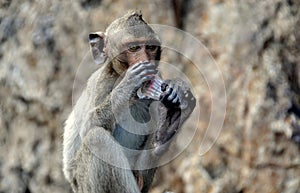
top-left (85, 65), bottom-right (117, 103)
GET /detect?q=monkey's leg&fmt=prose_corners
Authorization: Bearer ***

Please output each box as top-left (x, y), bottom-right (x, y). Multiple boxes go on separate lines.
top-left (73, 127), bottom-right (140, 193)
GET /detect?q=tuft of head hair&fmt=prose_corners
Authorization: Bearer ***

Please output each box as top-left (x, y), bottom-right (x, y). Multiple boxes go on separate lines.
top-left (126, 11), bottom-right (147, 26)
top-left (106, 10), bottom-right (150, 35)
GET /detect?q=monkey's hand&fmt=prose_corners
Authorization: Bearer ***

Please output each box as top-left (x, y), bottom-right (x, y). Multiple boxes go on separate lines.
top-left (113, 62), bottom-right (158, 102)
top-left (160, 79), bottom-right (196, 111)
top-left (154, 79), bottom-right (196, 155)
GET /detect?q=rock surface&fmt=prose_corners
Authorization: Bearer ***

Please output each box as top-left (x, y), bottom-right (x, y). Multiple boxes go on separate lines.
top-left (0, 0), bottom-right (299, 193)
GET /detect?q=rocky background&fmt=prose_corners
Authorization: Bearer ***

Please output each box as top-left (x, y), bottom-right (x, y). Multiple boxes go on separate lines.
top-left (0, 0), bottom-right (299, 193)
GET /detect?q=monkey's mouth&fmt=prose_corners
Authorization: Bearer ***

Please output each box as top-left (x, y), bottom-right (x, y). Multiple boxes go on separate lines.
top-left (137, 76), bottom-right (163, 100)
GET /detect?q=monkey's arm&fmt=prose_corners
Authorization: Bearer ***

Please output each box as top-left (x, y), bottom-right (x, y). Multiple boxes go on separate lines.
top-left (79, 95), bottom-right (115, 137)
top-left (154, 79), bottom-right (196, 155)
top-left (80, 62), bottom-right (157, 138)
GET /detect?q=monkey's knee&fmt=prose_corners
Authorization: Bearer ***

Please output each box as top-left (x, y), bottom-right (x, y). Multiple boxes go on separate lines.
top-left (74, 127), bottom-right (140, 193)
top-left (81, 127), bottom-right (132, 167)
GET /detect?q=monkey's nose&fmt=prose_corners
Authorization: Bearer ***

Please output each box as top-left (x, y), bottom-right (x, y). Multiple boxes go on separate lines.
top-left (139, 50), bottom-right (150, 63)
top-left (130, 53), bottom-right (149, 66)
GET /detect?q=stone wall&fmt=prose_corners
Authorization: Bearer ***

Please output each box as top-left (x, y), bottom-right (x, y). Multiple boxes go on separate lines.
top-left (0, 0), bottom-right (299, 193)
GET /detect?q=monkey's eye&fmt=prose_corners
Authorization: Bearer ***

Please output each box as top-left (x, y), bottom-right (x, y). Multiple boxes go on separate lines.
top-left (146, 45), bottom-right (158, 52)
top-left (128, 44), bottom-right (141, 52)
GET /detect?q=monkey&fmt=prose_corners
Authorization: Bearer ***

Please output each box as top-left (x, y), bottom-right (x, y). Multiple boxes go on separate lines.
top-left (63, 11), bottom-right (196, 193)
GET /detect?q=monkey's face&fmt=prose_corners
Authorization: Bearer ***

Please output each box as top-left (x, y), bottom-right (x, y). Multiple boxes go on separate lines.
top-left (110, 35), bottom-right (161, 76)
top-left (122, 38), bottom-right (160, 67)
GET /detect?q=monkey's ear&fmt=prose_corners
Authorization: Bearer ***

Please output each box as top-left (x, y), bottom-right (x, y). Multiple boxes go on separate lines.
top-left (89, 32), bottom-right (107, 65)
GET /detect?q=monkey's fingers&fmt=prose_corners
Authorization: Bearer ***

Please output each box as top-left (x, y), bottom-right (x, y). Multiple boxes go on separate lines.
top-left (167, 84), bottom-right (179, 101)
top-left (172, 86), bottom-right (186, 105)
top-left (127, 63), bottom-right (157, 82)
top-left (160, 91), bottom-right (180, 109)
top-left (164, 82), bottom-right (181, 103)
top-left (172, 92), bottom-right (181, 103)
top-left (130, 61), bottom-right (156, 74)
top-left (138, 69), bottom-right (158, 77)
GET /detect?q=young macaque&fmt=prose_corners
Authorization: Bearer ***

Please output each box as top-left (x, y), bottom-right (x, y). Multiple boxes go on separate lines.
top-left (63, 11), bottom-right (196, 193)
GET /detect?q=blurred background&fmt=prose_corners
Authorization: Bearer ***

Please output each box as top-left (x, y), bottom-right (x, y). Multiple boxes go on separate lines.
top-left (0, 0), bottom-right (300, 193)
